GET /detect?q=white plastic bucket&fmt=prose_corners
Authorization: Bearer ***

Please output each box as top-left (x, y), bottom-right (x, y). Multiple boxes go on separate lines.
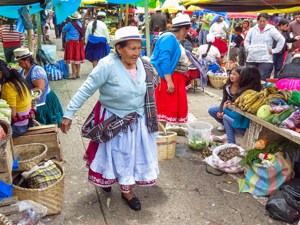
top-left (187, 121), bottom-right (213, 142)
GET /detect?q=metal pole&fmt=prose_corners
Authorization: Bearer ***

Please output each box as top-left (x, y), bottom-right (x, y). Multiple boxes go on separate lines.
top-left (144, 0), bottom-right (151, 57)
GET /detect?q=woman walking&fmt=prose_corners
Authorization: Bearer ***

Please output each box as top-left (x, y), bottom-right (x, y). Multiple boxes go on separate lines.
top-left (62, 11), bottom-right (85, 79)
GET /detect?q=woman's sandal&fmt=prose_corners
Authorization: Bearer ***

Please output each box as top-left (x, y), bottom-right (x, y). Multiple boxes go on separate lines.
top-left (121, 193), bottom-right (141, 211)
top-left (76, 74), bottom-right (80, 78)
top-left (67, 76), bottom-right (76, 80)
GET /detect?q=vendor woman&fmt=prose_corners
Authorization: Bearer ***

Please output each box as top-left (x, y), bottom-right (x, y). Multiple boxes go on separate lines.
top-left (14, 47), bottom-right (64, 126)
top-left (0, 59), bottom-right (32, 137)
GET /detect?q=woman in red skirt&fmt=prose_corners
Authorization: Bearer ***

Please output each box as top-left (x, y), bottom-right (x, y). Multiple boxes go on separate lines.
top-left (150, 14), bottom-right (191, 127)
top-left (62, 11), bottom-right (85, 79)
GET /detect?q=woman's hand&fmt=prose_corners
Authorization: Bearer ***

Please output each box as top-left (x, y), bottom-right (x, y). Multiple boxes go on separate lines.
top-left (217, 112), bottom-right (224, 119)
top-left (164, 74), bottom-right (174, 94)
top-left (60, 118), bottom-right (72, 134)
top-left (223, 100), bottom-right (231, 110)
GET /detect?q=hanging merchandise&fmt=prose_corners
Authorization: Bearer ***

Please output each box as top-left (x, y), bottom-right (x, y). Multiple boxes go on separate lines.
top-left (17, 6), bottom-right (33, 30)
top-left (16, 17), bottom-right (25, 33)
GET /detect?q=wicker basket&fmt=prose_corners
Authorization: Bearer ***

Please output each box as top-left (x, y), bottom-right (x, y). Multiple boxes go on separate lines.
top-left (156, 123), bottom-right (177, 161)
top-left (208, 75), bottom-right (228, 89)
top-left (14, 143), bottom-right (48, 171)
top-left (0, 214), bottom-right (12, 225)
top-left (0, 120), bottom-right (12, 155)
top-left (13, 161), bottom-right (65, 215)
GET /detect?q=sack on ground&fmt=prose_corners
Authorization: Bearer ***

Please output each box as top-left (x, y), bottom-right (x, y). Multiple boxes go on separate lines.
top-left (238, 152), bottom-right (293, 196)
top-left (56, 60), bottom-right (69, 78)
top-left (21, 160), bottom-right (62, 189)
top-left (45, 63), bottom-right (63, 81)
top-left (203, 143), bottom-right (245, 173)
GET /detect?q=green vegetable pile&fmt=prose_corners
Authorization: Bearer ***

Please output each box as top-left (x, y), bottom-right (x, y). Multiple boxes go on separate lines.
top-left (188, 136), bottom-right (209, 150)
top-left (241, 140), bottom-right (297, 166)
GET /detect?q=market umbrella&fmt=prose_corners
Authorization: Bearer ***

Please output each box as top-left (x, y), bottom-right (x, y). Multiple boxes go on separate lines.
top-left (161, 0), bottom-right (185, 13)
top-left (187, 5), bottom-right (201, 11)
top-left (52, 0), bottom-right (82, 24)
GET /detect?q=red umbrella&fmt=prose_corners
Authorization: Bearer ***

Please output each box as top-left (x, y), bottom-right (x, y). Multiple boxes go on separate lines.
top-left (227, 12), bottom-right (257, 19)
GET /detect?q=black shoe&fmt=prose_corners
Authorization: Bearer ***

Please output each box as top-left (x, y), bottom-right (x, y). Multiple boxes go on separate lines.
top-left (121, 193), bottom-right (141, 211)
top-left (102, 187), bottom-right (112, 193)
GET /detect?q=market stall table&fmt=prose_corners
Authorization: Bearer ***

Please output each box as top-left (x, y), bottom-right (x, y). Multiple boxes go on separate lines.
top-left (228, 105), bottom-right (300, 149)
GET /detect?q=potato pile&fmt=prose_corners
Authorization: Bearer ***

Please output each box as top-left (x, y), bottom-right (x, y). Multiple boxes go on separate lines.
top-left (201, 147), bottom-right (212, 159)
top-left (218, 147), bottom-right (240, 162)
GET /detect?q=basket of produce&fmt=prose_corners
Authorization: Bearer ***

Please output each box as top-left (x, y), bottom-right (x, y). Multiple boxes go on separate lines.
top-left (156, 122), bottom-right (177, 161)
top-left (208, 74), bottom-right (228, 89)
top-left (14, 143), bottom-right (48, 171)
top-left (187, 121), bottom-right (212, 150)
top-left (0, 214), bottom-right (12, 225)
top-left (0, 119), bottom-right (12, 154)
top-left (13, 160), bottom-right (65, 215)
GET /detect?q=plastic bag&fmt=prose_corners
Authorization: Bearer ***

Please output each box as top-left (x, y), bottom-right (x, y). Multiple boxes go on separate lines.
top-left (203, 143), bottom-right (245, 173)
top-left (44, 63), bottom-right (63, 81)
top-left (265, 191), bottom-right (300, 223)
top-left (17, 200), bottom-right (48, 217)
top-left (17, 208), bottom-right (40, 225)
top-left (41, 45), bottom-right (56, 64)
top-left (56, 60), bottom-right (69, 79)
top-left (280, 179), bottom-right (300, 201)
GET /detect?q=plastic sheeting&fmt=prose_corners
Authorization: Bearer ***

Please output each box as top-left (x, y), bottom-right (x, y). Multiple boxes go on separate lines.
top-left (181, 0), bottom-right (300, 13)
top-left (0, 3), bottom-right (43, 19)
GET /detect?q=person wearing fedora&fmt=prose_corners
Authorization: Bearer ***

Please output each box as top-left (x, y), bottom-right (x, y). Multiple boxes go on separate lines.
top-left (60, 26), bottom-right (159, 211)
top-left (85, 11), bottom-right (110, 68)
top-left (13, 47), bottom-right (64, 126)
top-left (150, 14), bottom-right (191, 128)
top-left (0, 18), bottom-right (24, 63)
top-left (62, 11), bottom-right (85, 79)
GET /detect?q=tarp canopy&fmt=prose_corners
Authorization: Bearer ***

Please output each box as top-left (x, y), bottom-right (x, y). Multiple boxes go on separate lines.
top-left (181, 0), bottom-right (300, 13)
top-left (0, 0), bottom-right (46, 6)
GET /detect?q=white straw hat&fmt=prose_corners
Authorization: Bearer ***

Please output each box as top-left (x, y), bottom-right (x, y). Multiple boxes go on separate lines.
top-left (172, 14), bottom-right (191, 27)
top-left (97, 11), bottom-right (106, 17)
top-left (13, 47), bottom-right (33, 60)
top-left (291, 54), bottom-right (300, 63)
top-left (110, 26), bottom-right (143, 46)
top-left (69, 11), bottom-right (82, 19)
top-left (206, 33), bottom-right (215, 43)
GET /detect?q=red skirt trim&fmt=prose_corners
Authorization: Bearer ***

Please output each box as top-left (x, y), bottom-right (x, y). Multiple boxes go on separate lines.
top-left (155, 71), bottom-right (188, 124)
top-left (213, 38), bottom-right (228, 56)
top-left (83, 101), bottom-right (156, 193)
top-left (64, 40), bottom-right (85, 64)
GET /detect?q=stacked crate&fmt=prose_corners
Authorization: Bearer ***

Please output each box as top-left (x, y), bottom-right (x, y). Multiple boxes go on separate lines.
top-left (0, 139), bottom-right (14, 184)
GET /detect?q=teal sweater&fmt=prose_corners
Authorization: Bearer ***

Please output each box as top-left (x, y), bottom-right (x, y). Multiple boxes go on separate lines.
top-left (64, 54), bottom-right (147, 119)
top-left (150, 32), bottom-right (181, 79)
top-left (224, 108), bottom-right (250, 129)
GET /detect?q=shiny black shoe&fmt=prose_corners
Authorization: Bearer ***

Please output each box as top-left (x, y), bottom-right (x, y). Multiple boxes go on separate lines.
top-left (102, 187), bottom-right (112, 193)
top-left (121, 193), bottom-right (141, 211)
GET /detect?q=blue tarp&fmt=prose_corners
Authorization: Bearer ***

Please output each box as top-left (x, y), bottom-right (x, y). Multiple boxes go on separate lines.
top-left (0, 3), bottom-right (43, 19)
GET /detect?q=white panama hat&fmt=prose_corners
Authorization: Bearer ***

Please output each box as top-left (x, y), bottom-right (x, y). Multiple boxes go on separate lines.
top-left (172, 14), bottom-right (191, 27)
top-left (97, 11), bottom-right (106, 17)
top-left (69, 11), bottom-right (82, 19)
top-left (110, 26), bottom-right (143, 46)
top-left (291, 54), bottom-right (300, 63)
top-left (13, 47), bottom-right (33, 60)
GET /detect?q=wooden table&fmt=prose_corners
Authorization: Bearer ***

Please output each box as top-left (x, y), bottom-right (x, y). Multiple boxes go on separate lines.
top-left (228, 105), bottom-right (300, 148)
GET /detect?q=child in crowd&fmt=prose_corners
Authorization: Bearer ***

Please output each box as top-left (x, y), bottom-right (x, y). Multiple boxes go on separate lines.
top-left (221, 66), bottom-right (262, 144)
top-left (208, 66), bottom-right (243, 136)
top-left (229, 26), bottom-right (243, 62)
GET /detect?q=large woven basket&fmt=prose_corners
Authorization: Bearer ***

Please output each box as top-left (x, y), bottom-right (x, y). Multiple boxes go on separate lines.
top-left (156, 123), bottom-right (177, 161)
top-left (15, 143), bottom-right (48, 171)
top-left (208, 75), bottom-right (228, 89)
top-left (0, 214), bottom-right (12, 225)
top-left (0, 120), bottom-right (12, 155)
top-left (13, 161), bottom-right (65, 215)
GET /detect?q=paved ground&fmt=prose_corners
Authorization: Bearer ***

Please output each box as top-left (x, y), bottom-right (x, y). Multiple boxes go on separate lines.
top-left (42, 36), bottom-right (285, 225)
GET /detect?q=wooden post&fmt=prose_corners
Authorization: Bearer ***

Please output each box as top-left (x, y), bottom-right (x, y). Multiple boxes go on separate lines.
top-left (144, 0), bottom-right (151, 57)
top-left (26, 6), bottom-right (33, 52)
top-left (36, 12), bottom-right (42, 51)
top-left (125, 4), bottom-right (129, 26)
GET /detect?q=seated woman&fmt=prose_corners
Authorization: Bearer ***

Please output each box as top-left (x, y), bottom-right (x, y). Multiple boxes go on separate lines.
top-left (208, 66), bottom-right (243, 136)
top-left (0, 59), bottom-right (32, 137)
top-left (276, 54), bottom-right (300, 91)
top-left (220, 66), bottom-right (262, 144)
top-left (196, 33), bottom-right (222, 73)
top-left (13, 47), bottom-right (64, 126)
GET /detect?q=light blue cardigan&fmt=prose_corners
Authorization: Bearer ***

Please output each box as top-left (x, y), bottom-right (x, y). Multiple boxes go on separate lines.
top-left (64, 54), bottom-right (147, 119)
top-left (150, 32), bottom-right (182, 79)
